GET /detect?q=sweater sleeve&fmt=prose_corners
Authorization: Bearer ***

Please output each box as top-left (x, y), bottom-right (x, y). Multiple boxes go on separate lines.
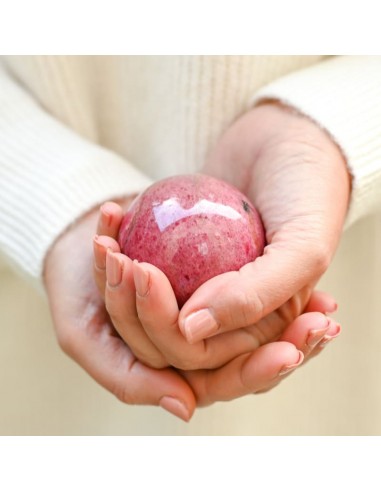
top-left (0, 63), bottom-right (153, 289)
top-left (250, 55), bottom-right (381, 229)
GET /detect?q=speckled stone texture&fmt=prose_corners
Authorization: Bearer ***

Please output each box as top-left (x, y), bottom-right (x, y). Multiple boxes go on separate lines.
top-left (118, 174), bottom-right (265, 307)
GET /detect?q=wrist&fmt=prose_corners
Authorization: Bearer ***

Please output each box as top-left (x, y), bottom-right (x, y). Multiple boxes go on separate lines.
top-left (205, 101), bottom-right (351, 205)
top-left (250, 101), bottom-right (352, 202)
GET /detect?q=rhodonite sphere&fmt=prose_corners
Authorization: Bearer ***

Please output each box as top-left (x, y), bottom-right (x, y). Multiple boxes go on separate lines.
top-left (118, 174), bottom-right (265, 307)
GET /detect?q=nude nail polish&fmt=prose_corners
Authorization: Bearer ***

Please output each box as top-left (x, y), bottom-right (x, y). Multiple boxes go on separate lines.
top-left (159, 396), bottom-right (190, 422)
top-left (325, 302), bottom-right (338, 315)
top-left (318, 323), bottom-right (342, 348)
top-left (106, 251), bottom-right (123, 287)
top-left (306, 327), bottom-right (328, 348)
top-left (182, 309), bottom-right (219, 344)
top-left (278, 351), bottom-right (304, 376)
top-left (133, 261), bottom-right (150, 297)
top-left (93, 235), bottom-right (106, 270)
top-left (100, 204), bottom-right (112, 227)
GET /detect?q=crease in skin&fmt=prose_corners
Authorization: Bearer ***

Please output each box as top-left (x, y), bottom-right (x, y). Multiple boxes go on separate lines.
top-left (153, 198), bottom-right (242, 232)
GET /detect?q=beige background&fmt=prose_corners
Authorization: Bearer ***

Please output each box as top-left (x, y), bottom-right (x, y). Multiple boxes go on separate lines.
top-left (1, 215), bottom-right (380, 435)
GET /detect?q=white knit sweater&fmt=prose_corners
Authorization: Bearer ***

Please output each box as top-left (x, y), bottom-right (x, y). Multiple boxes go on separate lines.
top-left (1, 56), bottom-right (381, 289)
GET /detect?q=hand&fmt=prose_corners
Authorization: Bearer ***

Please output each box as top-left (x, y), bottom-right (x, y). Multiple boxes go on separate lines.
top-left (93, 203), bottom-right (340, 375)
top-left (43, 196), bottom-right (339, 422)
top-left (175, 102), bottom-right (351, 343)
top-left (43, 201), bottom-right (196, 421)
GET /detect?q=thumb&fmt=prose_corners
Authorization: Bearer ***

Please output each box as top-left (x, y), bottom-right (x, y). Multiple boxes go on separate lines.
top-left (178, 235), bottom-right (329, 344)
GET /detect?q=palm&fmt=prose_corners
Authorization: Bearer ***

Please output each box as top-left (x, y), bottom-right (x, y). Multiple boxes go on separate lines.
top-left (176, 102), bottom-right (350, 337)
top-left (43, 198), bottom-right (338, 419)
top-left (44, 208), bottom-right (197, 417)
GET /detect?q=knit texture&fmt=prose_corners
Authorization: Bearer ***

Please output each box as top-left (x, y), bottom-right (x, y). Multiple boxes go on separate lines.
top-left (0, 56), bottom-right (380, 288)
top-left (0, 65), bottom-right (152, 288)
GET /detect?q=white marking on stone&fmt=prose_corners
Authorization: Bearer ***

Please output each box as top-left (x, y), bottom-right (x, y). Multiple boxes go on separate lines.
top-left (197, 242), bottom-right (209, 255)
top-left (153, 198), bottom-right (241, 232)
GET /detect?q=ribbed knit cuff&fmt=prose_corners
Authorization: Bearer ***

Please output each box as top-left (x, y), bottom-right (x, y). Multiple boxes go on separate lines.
top-left (0, 67), bottom-right (152, 289)
top-left (250, 56), bottom-right (381, 229)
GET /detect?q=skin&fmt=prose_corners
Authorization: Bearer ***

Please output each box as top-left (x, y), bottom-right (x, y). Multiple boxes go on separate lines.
top-left (44, 197), bottom-right (339, 421)
top-left (178, 102), bottom-right (351, 341)
top-left (44, 102), bottom-right (348, 421)
top-left (94, 205), bottom-right (340, 373)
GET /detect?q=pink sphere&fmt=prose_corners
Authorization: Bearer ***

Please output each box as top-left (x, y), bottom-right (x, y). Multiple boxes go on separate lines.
top-left (118, 174), bottom-right (265, 307)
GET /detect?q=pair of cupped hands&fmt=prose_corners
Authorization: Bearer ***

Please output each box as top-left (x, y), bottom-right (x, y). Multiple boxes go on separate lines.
top-left (44, 103), bottom-right (351, 421)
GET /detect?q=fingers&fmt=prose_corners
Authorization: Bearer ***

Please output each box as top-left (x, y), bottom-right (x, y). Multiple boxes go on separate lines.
top-left (93, 201), bottom-right (124, 296)
top-left (279, 311), bottom-right (341, 367)
top-left (182, 341), bottom-right (304, 406)
top-left (132, 261), bottom-right (276, 370)
top-left (309, 321), bottom-right (341, 358)
top-left (132, 260), bottom-right (193, 368)
top-left (178, 238), bottom-right (328, 342)
top-left (93, 235), bottom-right (120, 295)
top-left (182, 315), bottom-right (341, 406)
top-left (96, 201), bottom-right (124, 238)
top-left (104, 251), bottom-right (167, 369)
top-left (110, 250), bottom-right (340, 371)
top-left (304, 290), bottom-right (338, 314)
top-left (57, 319), bottom-right (195, 422)
top-left (132, 260), bottom-right (220, 370)
top-left (279, 312), bottom-right (330, 354)
top-left (181, 308), bottom-right (341, 406)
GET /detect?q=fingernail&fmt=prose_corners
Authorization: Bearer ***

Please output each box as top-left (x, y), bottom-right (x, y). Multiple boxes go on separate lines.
top-left (182, 309), bottom-right (219, 344)
top-left (278, 350), bottom-right (304, 376)
top-left (106, 250), bottom-right (123, 287)
top-left (325, 302), bottom-right (338, 315)
top-left (93, 235), bottom-right (106, 270)
top-left (318, 323), bottom-right (341, 348)
top-left (306, 327), bottom-right (328, 348)
top-left (133, 260), bottom-right (150, 297)
top-left (159, 396), bottom-right (190, 422)
top-left (100, 204), bottom-right (112, 227)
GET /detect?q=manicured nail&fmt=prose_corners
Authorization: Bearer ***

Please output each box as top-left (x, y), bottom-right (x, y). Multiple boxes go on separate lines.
top-left (306, 327), bottom-right (328, 348)
top-left (182, 309), bottom-right (219, 344)
top-left (100, 204), bottom-right (112, 228)
top-left (325, 302), bottom-right (338, 315)
top-left (318, 323), bottom-right (341, 348)
top-left (159, 396), bottom-right (190, 422)
top-left (133, 261), bottom-right (150, 297)
top-left (278, 351), bottom-right (304, 376)
top-left (106, 250), bottom-right (123, 287)
top-left (93, 235), bottom-right (106, 270)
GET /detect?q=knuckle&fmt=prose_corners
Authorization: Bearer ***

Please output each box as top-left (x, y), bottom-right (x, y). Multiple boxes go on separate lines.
top-left (247, 290), bottom-right (266, 322)
top-left (233, 288), bottom-right (264, 328)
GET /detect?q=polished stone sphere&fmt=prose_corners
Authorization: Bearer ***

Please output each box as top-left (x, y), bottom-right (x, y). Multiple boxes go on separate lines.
top-left (118, 174), bottom-right (265, 307)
